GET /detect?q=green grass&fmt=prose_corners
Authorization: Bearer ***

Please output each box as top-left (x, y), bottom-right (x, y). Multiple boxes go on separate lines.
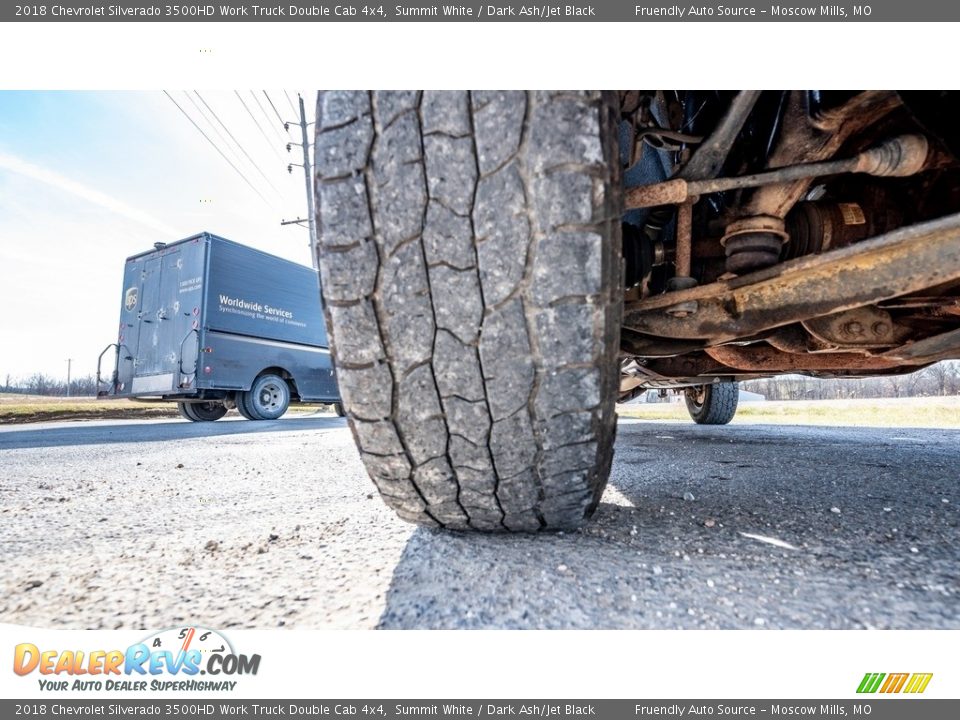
top-left (0, 396), bottom-right (177, 424)
top-left (618, 396), bottom-right (960, 428)
top-left (3, 393), bottom-right (957, 429)
top-left (0, 394), bottom-right (331, 425)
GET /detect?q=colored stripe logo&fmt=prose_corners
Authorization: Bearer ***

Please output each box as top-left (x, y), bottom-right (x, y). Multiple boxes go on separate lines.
top-left (857, 672), bottom-right (933, 694)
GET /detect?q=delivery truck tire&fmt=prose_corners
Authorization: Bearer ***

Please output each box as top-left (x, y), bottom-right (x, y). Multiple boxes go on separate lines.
top-left (235, 395), bottom-right (256, 420)
top-left (242, 373), bottom-right (291, 420)
top-left (178, 401), bottom-right (228, 422)
top-left (315, 91), bottom-right (622, 532)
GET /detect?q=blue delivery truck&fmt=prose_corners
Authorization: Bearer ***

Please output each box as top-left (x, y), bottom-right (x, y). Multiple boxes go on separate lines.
top-left (98, 232), bottom-right (341, 421)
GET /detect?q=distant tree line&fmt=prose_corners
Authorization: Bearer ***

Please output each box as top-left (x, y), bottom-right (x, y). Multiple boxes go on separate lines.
top-left (1, 373), bottom-right (100, 397)
top-left (740, 360), bottom-right (960, 401)
top-left (4, 360), bottom-right (960, 401)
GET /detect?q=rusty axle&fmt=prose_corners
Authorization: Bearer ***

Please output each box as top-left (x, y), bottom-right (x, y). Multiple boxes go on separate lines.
top-left (624, 134), bottom-right (930, 210)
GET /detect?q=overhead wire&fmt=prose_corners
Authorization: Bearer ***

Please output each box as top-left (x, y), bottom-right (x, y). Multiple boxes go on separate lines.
top-left (234, 90), bottom-right (284, 162)
top-left (284, 90), bottom-right (298, 117)
top-left (194, 91), bottom-right (282, 196)
top-left (163, 90), bottom-right (274, 209)
top-left (263, 91), bottom-right (289, 131)
top-left (251, 90), bottom-right (287, 145)
top-left (183, 92), bottom-right (247, 171)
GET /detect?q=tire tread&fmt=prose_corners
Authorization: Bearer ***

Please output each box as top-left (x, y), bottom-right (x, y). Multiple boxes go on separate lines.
top-left (687, 382), bottom-right (740, 425)
top-left (316, 91), bottom-right (621, 531)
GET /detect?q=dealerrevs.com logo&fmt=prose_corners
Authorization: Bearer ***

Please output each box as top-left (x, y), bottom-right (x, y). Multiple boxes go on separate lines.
top-left (13, 626), bottom-right (260, 692)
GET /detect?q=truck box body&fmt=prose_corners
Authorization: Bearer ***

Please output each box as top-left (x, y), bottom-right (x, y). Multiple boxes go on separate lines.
top-left (106, 232), bottom-right (338, 403)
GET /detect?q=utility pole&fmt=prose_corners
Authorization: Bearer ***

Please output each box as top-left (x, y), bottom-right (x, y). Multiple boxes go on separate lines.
top-left (297, 94), bottom-right (318, 269)
top-left (66, 358), bottom-right (72, 398)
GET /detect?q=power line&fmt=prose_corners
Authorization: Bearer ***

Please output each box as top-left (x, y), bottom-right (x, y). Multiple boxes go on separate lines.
top-left (263, 91), bottom-right (288, 130)
top-left (163, 90), bottom-right (273, 208)
top-left (235, 90), bottom-right (284, 162)
top-left (184, 92), bottom-right (247, 171)
top-left (251, 90), bottom-right (287, 144)
top-left (195, 91), bottom-right (282, 196)
top-left (284, 90), bottom-right (298, 116)
top-left (186, 92), bottom-right (281, 199)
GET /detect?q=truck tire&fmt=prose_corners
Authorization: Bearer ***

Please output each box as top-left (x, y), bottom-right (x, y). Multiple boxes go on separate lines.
top-left (315, 91), bottom-right (622, 532)
top-left (685, 382), bottom-right (739, 425)
top-left (241, 374), bottom-right (291, 420)
top-left (333, 402), bottom-right (346, 417)
top-left (178, 401), bottom-right (227, 422)
top-left (235, 394), bottom-right (255, 420)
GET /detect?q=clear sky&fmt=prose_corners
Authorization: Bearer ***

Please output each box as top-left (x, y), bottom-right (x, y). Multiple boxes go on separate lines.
top-left (0, 90), bottom-right (316, 383)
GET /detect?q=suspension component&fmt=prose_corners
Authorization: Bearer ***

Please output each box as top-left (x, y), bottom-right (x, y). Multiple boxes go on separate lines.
top-left (782, 201), bottom-right (901, 259)
top-left (666, 200), bottom-right (700, 315)
top-left (721, 215), bottom-right (790, 274)
top-left (625, 134), bottom-right (930, 210)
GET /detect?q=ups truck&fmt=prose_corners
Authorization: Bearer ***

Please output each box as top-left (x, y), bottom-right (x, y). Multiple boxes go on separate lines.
top-left (98, 232), bottom-right (341, 421)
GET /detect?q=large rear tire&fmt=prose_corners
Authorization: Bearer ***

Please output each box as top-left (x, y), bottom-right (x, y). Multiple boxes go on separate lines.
top-left (685, 382), bottom-right (739, 425)
top-left (315, 91), bottom-right (622, 531)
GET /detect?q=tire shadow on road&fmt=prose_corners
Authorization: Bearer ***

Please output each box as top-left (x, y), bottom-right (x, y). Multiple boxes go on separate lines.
top-left (375, 422), bottom-right (959, 630)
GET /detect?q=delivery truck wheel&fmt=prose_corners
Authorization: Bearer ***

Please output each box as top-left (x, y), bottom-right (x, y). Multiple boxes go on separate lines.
top-left (178, 401), bottom-right (228, 422)
top-left (235, 395), bottom-right (256, 420)
top-left (242, 373), bottom-right (291, 420)
top-left (315, 91), bottom-right (622, 532)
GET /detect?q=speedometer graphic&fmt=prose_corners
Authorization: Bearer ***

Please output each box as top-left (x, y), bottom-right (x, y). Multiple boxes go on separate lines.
top-left (140, 626), bottom-right (234, 663)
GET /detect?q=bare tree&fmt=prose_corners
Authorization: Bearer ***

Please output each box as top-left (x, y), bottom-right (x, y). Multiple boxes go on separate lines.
top-left (885, 374), bottom-right (904, 398)
top-left (72, 374), bottom-right (98, 396)
top-left (947, 361), bottom-right (960, 395)
top-left (905, 367), bottom-right (928, 397)
top-left (25, 373), bottom-right (51, 395)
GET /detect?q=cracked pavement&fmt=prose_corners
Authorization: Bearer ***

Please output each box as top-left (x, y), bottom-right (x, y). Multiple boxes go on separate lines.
top-left (1, 414), bottom-right (956, 629)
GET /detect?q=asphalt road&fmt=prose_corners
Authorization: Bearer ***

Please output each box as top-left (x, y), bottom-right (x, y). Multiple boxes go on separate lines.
top-left (0, 414), bottom-right (957, 630)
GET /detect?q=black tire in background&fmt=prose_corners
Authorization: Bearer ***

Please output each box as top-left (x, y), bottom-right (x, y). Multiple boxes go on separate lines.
top-left (333, 402), bottom-right (346, 417)
top-left (235, 394), bottom-right (256, 420)
top-left (177, 401), bottom-right (227, 422)
top-left (242, 374), bottom-right (291, 420)
top-left (685, 382), bottom-right (740, 425)
top-left (315, 91), bottom-right (622, 532)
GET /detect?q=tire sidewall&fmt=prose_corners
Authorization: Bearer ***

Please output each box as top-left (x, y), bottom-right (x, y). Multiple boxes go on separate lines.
top-left (685, 385), bottom-right (710, 422)
top-left (178, 402), bottom-right (199, 422)
top-left (235, 393), bottom-right (255, 420)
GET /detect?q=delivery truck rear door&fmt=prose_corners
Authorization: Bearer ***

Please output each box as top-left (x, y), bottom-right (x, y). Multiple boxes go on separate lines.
top-left (131, 250), bottom-right (182, 392)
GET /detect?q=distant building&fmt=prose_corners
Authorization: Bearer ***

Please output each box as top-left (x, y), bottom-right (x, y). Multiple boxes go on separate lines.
top-left (627, 388), bottom-right (766, 404)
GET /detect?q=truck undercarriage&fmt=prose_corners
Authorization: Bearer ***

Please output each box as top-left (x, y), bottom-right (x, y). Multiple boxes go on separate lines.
top-left (617, 91), bottom-right (960, 404)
